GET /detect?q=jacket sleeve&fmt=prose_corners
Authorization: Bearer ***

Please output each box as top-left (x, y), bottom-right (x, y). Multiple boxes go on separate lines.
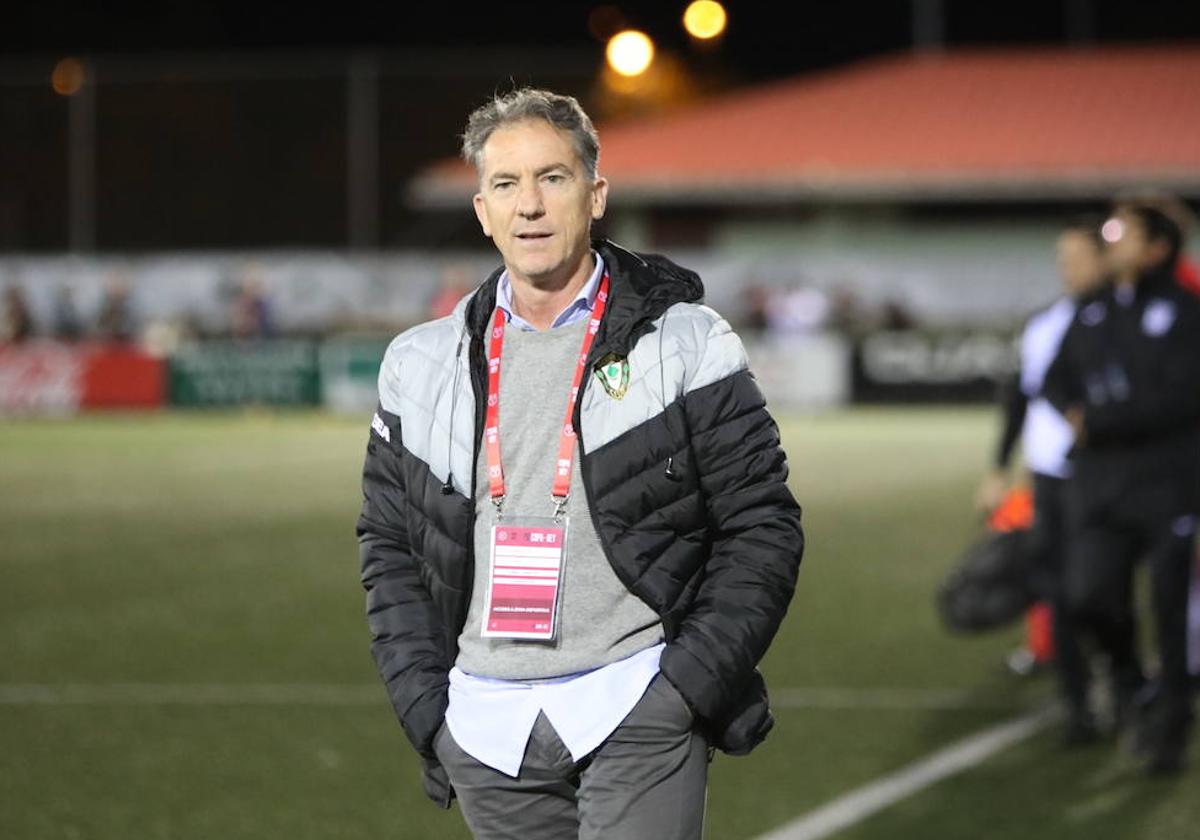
top-left (1083, 297), bottom-right (1200, 446)
top-left (357, 401), bottom-right (451, 763)
top-left (1040, 319), bottom-right (1082, 416)
top-left (659, 315), bottom-right (804, 733)
top-left (994, 371), bottom-right (1028, 469)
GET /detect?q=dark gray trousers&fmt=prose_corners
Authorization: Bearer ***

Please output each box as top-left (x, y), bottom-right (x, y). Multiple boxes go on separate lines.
top-left (433, 672), bottom-right (711, 840)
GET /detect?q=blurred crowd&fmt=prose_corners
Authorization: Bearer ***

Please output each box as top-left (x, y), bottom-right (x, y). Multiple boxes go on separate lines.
top-left (0, 266), bottom-right (276, 350)
top-left (741, 282), bottom-right (917, 336)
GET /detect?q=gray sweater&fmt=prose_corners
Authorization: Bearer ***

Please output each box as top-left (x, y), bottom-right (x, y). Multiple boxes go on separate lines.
top-left (455, 316), bottom-right (664, 679)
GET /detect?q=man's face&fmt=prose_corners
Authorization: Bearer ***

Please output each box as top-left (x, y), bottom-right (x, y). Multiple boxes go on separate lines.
top-left (1056, 230), bottom-right (1104, 296)
top-left (1104, 210), bottom-right (1168, 276)
top-left (472, 119), bottom-right (608, 288)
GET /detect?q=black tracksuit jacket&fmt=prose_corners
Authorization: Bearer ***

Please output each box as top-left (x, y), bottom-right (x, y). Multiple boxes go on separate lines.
top-left (1042, 265), bottom-right (1200, 509)
top-left (355, 240), bottom-right (804, 805)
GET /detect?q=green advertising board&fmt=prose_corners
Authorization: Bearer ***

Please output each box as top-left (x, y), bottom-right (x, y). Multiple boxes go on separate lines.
top-left (318, 336), bottom-right (390, 415)
top-left (169, 340), bottom-right (320, 407)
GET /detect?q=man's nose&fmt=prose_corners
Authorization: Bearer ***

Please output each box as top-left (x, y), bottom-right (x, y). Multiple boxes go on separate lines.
top-left (516, 183), bottom-right (545, 218)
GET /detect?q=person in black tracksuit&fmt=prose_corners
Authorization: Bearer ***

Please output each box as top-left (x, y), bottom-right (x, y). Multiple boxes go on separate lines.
top-left (1042, 203), bottom-right (1200, 774)
top-left (978, 218), bottom-right (1107, 743)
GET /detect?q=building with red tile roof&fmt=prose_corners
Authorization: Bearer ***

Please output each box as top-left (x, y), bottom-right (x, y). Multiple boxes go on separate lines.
top-left (411, 45), bottom-right (1200, 207)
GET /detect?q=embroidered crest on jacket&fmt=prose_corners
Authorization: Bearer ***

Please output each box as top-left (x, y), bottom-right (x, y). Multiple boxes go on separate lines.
top-left (594, 353), bottom-right (631, 400)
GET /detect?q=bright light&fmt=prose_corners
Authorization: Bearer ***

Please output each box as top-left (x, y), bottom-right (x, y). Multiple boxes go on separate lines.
top-left (683, 1), bottom-right (727, 40)
top-left (1102, 217), bottom-right (1124, 243)
top-left (52, 58), bottom-right (86, 96)
top-left (606, 30), bottom-right (655, 77)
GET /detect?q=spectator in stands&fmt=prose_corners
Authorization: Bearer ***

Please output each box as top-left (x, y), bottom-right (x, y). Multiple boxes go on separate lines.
top-left (744, 284), bottom-right (770, 332)
top-left (53, 286), bottom-right (83, 342)
top-left (879, 298), bottom-right (917, 330)
top-left (231, 267), bottom-right (274, 340)
top-left (826, 284), bottom-right (868, 337)
top-left (95, 274), bottom-right (136, 344)
top-left (766, 283), bottom-right (830, 333)
top-left (1, 285), bottom-right (34, 343)
top-left (429, 261), bottom-right (476, 320)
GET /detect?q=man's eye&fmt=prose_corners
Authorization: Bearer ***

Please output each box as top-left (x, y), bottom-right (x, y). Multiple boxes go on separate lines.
top-left (494, 181), bottom-right (514, 190)
top-left (544, 174), bottom-right (565, 184)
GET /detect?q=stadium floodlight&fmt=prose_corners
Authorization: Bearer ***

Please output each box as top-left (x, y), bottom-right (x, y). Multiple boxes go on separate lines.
top-left (52, 58), bottom-right (86, 96)
top-left (606, 30), bottom-right (655, 77)
top-left (683, 1), bottom-right (727, 40)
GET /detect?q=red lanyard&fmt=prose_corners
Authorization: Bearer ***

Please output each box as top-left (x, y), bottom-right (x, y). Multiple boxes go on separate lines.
top-left (484, 272), bottom-right (610, 514)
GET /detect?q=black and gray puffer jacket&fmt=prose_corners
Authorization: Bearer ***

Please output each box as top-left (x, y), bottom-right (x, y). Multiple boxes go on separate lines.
top-left (357, 238), bottom-right (804, 806)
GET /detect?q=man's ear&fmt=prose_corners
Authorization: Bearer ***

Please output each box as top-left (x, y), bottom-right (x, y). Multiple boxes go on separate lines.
top-left (591, 177), bottom-right (609, 221)
top-left (473, 193), bottom-right (491, 237)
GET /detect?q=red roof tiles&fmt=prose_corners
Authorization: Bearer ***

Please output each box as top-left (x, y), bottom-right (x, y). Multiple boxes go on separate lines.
top-left (411, 46), bottom-right (1200, 203)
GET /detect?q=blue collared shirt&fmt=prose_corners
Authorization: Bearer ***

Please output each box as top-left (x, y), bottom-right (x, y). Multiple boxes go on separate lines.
top-left (495, 251), bottom-right (605, 331)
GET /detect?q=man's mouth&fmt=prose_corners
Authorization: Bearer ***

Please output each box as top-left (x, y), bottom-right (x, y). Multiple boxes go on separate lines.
top-left (516, 232), bottom-right (552, 240)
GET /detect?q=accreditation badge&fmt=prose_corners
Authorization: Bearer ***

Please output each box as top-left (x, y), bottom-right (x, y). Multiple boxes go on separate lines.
top-left (481, 515), bottom-right (567, 640)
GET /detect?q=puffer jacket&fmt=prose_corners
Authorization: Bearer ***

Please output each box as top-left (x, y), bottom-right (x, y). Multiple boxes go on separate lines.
top-left (356, 238), bottom-right (804, 806)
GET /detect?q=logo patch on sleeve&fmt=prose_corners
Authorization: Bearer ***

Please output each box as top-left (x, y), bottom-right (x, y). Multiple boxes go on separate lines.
top-left (371, 412), bottom-right (391, 442)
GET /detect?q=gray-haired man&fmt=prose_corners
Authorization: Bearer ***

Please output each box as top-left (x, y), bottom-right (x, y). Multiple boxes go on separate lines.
top-left (357, 88), bottom-right (804, 838)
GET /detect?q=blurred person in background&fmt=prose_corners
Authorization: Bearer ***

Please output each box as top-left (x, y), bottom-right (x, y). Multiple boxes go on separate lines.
top-left (95, 274), bottom-right (135, 344)
top-left (1043, 202), bottom-right (1200, 774)
top-left (976, 216), bottom-right (1108, 744)
top-left (743, 283), bottom-right (769, 332)
top-left (765, 283), bottom-right (829, 334)
top-left (1, 285), bottom-right (34, 343)
top-left (430, 261), bottom-right (477, 320)
top-left (230, 269), bottom-right (274, 340)
top-left (356, 87), bottom-right (803, 838)
top-left (1115, 192), bottom-right (1200, 693)
top-left (878, 298), bottom-right (917, 330)
top-left (1112, 189), bottom-right (1200, 294)
top-left (52, 285), bottom-right (82, 342)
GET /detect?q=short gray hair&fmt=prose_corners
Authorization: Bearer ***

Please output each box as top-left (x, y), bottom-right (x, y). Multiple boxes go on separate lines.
top-left (461, 88), bottom-right (600, 180)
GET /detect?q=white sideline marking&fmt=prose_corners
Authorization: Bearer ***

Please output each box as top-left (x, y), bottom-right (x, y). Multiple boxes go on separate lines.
top-left (0, 684), bottom-right (384, 705)
top-left (0, 684), bottom-right (1020, 711)
top-left (752, 707), bottom-right (1058, 840)
top-left (772, 687), bottom-right (1019, 712)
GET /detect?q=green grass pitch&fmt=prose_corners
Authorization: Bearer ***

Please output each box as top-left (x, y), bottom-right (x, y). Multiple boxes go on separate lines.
top-left (1, 408), bottom-right (1195, 839)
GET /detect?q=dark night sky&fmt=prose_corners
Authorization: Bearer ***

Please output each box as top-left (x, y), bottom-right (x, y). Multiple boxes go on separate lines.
top-left (5, 1), bottom-right (1200, 251)
top-left (8, 1), bottom-right (1200, 83)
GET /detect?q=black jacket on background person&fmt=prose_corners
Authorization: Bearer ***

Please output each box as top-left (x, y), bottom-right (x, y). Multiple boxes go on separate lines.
top-left (1042, 266), bottom-right (1200, 481)
top-left (356, 239), bottom-right (805, 806)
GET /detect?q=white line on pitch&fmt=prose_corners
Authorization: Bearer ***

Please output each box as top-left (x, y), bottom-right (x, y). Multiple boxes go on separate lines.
top-left (0, 683), bottom-right (1022, 711)
top-left (0, 684), bottom-right (384, 705)
top-left (752, 706), bottom-right (1058, 840)
top-left (771, 687), bottom-right (1019, 712)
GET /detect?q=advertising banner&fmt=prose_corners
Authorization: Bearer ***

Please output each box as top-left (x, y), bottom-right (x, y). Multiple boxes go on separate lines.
top-left (168, 340), bottom-right (319, 407)
top-left (851, 330), bottom-right (1019, 403)
top-left (0, 341), bottom-right (84, 415)
top-left (317, 337), bottom-right (390, 415)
